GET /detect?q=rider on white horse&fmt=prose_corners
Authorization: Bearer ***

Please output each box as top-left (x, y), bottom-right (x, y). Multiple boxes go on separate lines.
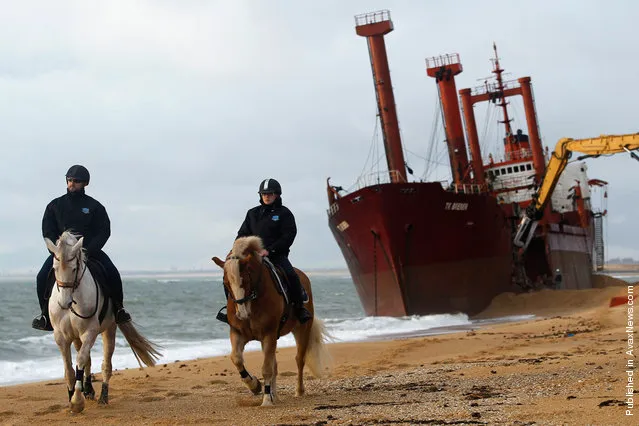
top-left (32, 165), bottom-right (131, 331)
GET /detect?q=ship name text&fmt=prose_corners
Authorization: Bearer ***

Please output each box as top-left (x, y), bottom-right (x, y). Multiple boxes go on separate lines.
top-left (445, 202), bottom-right (469, 211)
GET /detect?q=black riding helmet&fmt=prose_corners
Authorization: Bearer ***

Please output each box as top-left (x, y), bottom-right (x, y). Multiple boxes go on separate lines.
top-left (66, 165), bottom-right (90, 184)
top-left (258, 178), bottom-right (282, 195)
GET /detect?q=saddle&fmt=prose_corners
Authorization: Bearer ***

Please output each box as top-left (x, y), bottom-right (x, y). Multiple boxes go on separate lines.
top-left (45, 259), bottom-right (112, 324)
top-left (263, 257), bottom-right (309, 305)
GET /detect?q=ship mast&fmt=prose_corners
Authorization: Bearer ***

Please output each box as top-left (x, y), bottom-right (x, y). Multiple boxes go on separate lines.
top-left (492, 43), bottom-right (515, 149)
top-left (459, 45), bottom-right (546, 182)
top-left (355, 10), bottom-right (407, 184)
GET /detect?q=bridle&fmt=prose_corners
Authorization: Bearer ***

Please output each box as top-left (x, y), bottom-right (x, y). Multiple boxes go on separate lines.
top-left (225, 255), bottom-right (264, 305)
top-left (53, 253), bottom-right (86, 290)
top-left (53, 252), bottom-right (98, 319)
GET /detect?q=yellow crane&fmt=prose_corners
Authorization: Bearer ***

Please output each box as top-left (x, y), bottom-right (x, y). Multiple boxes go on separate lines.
top-left (514, 133), bottom-right (639, 250)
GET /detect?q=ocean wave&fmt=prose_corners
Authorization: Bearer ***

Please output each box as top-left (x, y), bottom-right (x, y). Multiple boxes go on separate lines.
top-left (0, 313), bottom-right (472, 386)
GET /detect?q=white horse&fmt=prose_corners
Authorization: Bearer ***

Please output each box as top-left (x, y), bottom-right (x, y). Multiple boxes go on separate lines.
top-left (45, 231), bottom-right (161, 413)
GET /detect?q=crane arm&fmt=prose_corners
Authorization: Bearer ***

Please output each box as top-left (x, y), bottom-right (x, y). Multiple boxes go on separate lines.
top-left (514, 133), bottom-right (639, 250)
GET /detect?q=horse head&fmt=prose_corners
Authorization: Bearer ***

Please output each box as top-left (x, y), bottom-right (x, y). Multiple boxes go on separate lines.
top-left (212, 236), bottom-right (264, 321)
top-left (45, 231), bottom-right (86, 308)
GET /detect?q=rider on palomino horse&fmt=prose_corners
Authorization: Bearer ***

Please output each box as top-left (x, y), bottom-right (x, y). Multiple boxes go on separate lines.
top-left (32, 165), bottom-right (131, 331)
top-left (216, 178), bottom-right (313, 325)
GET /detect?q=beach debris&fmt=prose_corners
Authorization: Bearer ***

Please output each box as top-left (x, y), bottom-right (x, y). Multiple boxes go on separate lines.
top-left (609, 296), bottom-right (627, 307)
top-left (464, 385), bottom-right (500, 400)
top-left (598, 399), bottom-right (624, 407)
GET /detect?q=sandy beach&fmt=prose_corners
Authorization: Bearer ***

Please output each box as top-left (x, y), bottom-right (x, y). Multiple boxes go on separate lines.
top-left (1, 279), bottom-right (636, 425)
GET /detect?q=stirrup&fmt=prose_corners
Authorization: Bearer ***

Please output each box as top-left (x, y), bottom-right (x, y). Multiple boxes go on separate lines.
top-left (32, 314), bottom-right (53, 331)
top-left (216, 306), bottom-right (229, 324)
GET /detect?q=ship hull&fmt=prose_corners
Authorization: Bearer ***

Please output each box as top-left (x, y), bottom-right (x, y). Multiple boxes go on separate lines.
top-left (328, 182), bottom-right (595, 317)
top-left (328, 182), bottom-right (513, 316)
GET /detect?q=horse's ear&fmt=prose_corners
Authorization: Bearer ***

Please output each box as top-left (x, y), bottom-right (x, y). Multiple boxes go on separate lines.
top-left (45, 238), bottom-right (57, 254)
top-left (212, 256), bottom-right (225, 269)
top-left (71, 237), bottom-right (84, 255)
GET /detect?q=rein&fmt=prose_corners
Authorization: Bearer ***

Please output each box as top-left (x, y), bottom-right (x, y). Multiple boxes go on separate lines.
top-left (53, 253), bottom-right (99, 320)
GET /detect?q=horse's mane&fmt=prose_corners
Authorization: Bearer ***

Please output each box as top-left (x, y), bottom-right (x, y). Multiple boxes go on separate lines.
top-left (225, 236), bottom-right (264, 293)
top-left (58, 230), bottom-right (86, 263)
top-left (231, 236), bottom-right (264, 259)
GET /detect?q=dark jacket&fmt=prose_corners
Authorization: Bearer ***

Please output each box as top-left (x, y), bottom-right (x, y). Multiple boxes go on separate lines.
top-left (236, 197), bottom-right (296, 256)
top-left (42, 189), bottom-right (111, 257)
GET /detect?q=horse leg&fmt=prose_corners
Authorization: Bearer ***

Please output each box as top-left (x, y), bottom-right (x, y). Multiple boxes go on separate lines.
top-left (230, 330), bottom-right (261, 395)
top-left (69, 331), bottom-right (98, 413)
top-left (98, 324), bottom-right (116, 405)
top-left (260, 334), bottom-right (278, 406)
top-left (73, 339), bottom-right (95, 400)
top-left (292, 326), bottom-right (311, 397)
top-left (272, 348), bottom-right (279, 403)
top-left (54, 332), bottom-right (75, 404)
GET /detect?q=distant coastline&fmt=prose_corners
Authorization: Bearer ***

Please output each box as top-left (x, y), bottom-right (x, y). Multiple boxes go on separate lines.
top-left (601, 263), bottom-right (639, 273)
top-left (2, 264), bottom-right (635, 280)
top-left (0, 267), bottom-right (350, 280)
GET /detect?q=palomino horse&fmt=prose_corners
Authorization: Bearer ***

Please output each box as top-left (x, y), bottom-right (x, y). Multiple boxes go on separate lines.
top-left (212, 236), bottom-right (331, 406)
top-left (45, 231), bottom-right (161, 413)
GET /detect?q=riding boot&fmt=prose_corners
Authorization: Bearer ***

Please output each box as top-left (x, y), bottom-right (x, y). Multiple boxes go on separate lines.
top-left (216, 287), bottom-right (230, 324)
top-left (108, 273), bottom-right (131, 324)
top-left (33, 256), bottom-right (54, 331)
top-left (113, 299), bottom-right (131, 324)
top-left (92, 251), bottom-right (130, 324)
top-left (288, 275), bottom-right (312, 324)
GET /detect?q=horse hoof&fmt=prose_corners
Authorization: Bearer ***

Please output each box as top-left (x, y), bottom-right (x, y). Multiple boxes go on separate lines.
top-left (70, 392), bottom-right (85, 413)
top-left (84, 391), bottom-right (95, 400)
top-left (261, 395), bottom-right (275, 406)
top-left (70, 401), bottom-right (85, 413)
top-left (250, 380), bottom-right (262, 396)
top-left (98, 383), bottom-right (109, 404)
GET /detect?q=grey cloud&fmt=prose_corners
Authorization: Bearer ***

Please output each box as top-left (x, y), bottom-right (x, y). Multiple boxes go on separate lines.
top-left (1, 0), bottom-right (637, 275)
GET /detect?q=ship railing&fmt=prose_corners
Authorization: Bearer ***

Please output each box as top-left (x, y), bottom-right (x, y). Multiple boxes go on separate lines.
top-left (470, 78), bottom-right (520, 97)
top-left (354, 10), bottom-right (391, 26)
top-left (488, 148), bottom-right (533, 164)
top-left (352, 170), bottom-right (406, 190)
top-left (448, 183), bottom-right (488, 195)
top-left (425, 53), bottom-right (461, 69)
top-left (503, 148), bottom-right (533, 162)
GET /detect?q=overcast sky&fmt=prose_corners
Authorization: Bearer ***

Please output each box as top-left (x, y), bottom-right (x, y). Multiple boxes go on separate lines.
top-left (1, 0), bottom-right (637, 274)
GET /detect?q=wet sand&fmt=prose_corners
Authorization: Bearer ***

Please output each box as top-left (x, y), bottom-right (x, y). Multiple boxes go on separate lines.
top-left (0, 283), bottom-right (636, 425)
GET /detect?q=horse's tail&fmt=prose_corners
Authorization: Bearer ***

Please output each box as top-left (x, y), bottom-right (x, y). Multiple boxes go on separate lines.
top-left (304, 317), bottom-right (333, 378)
top-left (118, 322), bottom-right (162, 367)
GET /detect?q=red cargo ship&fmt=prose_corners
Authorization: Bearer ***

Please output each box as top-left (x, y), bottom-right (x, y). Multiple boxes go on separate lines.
top-left (326, 11), bottom-right (597, 316)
